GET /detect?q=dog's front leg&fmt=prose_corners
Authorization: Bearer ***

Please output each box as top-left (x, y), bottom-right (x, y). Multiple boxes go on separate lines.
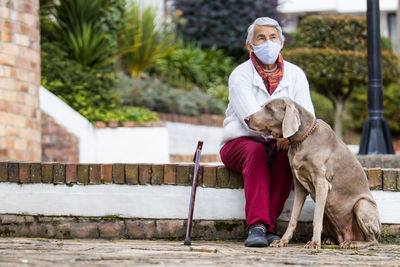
top-left (271, 178), bottom-right (307, 247)
top-left (305, 177), bottom-right (330, 249)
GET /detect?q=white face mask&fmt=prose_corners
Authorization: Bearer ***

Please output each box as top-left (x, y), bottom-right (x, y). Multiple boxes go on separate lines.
top-left (252, 40), bottom-right (282, 65)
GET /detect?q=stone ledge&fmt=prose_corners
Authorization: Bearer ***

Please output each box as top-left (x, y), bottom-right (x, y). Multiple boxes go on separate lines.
top-left (0, 161), bottom-right (399, 191)
top-left (357, 155), bottom-right (400, 168)
top-left (94, 121), bottom-right (166, 128)
top-left (0, 161), bottom-right (400, 192)
top-left (0, 215), bottom-right (398, 243)
top-left (157, 113), bottom-right (224, 127)
top-left (93, 113), bottom-right (225, 128)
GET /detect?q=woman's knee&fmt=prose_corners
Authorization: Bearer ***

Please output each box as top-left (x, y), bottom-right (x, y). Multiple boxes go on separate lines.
top-left (244, 141), bottom-right (268, 162)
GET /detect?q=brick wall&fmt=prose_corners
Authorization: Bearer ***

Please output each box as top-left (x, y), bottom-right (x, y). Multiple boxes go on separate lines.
top-left (0, 161), bottom-right (399, 191)
top-left (0, 0), bottom-right (41, 161)
top-left (41, 112), bottom-right (79, 163)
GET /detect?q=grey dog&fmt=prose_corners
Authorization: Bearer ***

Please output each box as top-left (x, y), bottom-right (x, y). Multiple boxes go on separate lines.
top-left (245, 97), bottom-right (381, 249)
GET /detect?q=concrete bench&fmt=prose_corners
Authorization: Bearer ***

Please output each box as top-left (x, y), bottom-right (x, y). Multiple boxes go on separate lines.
top-left (0, 161), bottom-right (399, 242)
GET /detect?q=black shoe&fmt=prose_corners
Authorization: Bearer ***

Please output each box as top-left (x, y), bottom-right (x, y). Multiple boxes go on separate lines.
top-left (265, 232), bottom-right (280, 244)
top-left (244, 227), bottom-right (269, 247)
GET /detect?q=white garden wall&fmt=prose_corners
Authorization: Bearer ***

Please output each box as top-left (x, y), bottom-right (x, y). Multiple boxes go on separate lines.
top-left (40, 87), bottom-right (222, 163)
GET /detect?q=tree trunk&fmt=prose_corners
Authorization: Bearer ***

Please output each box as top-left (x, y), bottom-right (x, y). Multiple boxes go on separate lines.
top-left (333, 98), bottom-right (345, 140)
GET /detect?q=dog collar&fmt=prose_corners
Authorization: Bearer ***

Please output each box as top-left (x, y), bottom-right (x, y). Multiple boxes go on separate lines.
top-left (290, 119), bottom-right (319, 146)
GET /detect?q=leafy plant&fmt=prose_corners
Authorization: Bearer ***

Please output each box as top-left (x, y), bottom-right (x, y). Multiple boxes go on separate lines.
top-left (151, 41), bottom-right (235, 91)
top-left (283, 15), bottom-right (400, 139)
top-left (171, 0), bottom-right (280, 59)
top-left (116, 73), bottom-right (226, 116)
top-left (91, 106), bottom-right (158, 122)
top-left (119, 1), bottom-right (177, 77)
top-left (41, 0), bottom-right (121, 68)
top-left (41, 41), bottom-right (157, 123)
top-left (349, 82), bottom-right (400, 135)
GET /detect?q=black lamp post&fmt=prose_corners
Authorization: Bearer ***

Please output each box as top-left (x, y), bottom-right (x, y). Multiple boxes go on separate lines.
top-left (358, 0), bottom-right (394, 154)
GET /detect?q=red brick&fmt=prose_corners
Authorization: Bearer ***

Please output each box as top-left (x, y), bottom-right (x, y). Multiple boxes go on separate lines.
top-left (98, 222), bottom-right (125, 239)
top-left (7, 162), bottom-right (19, 183)
top-left (94, 121), bottom-right (106, 128)
top-left (164, 164), bottom-right (176, 184)
top-left (151, 164), bottom-right (163, 185)
top-left (19, 163), bottom-right (30, 183)
top-left (126, 220), bottom-right (155, 239)
top-left (367, 168), bottom-right (382, 190)
top-left (125, 164), bottom-right (138, 184)
top-left (66, 164), bottom-right (77, 184)
top-left (100, 164), bottom-right (112, 184)
top-left (77, 164), bottom-right (89, 184)
top-left (229, 169), bottom-right (243, 189)
top-left (108, 121), bottom-right (119, 128)
top-left (216, 166), bottom-right (229, 188)
top-left (53, 163), bottom-right (65, 184)
top-left (0, 162), bottom-right (9, 182)
top-left (176, 164), bottom-right (191, 185)
top-left (89, 164), bottom-right (100, 184)
top-left (382, 169), bottom-right (398, 191)
top-left (202, 165), bottom-right (217, 187)
top-left (121, 121), bottom-right (136, 127)
top-left (156, 220), bottom-right (185, 238)
top-left (0, 53), bottom-right (15, 66)
top-left (139, 164), bottom-right (151, 185)
top-left (0, 31), bottom-right (13, 42)
top-left (41, 163), bottom-right (53, 183)
top-left (30, 163), bottom-right (41, 183)
top-left (112, 164), bottom-right (125, 184)
top-left (70, 223), bottom-right (98, 239)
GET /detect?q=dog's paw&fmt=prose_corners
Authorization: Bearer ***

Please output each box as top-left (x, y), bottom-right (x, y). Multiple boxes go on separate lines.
top-left (269, 239), bottom-right (288, 247)
top-left (322, 237), bottom-right (337, 245)
top-left (339, 240), bottom-right (354, 249)
top-left (304, 240), bottom-right (321, 249)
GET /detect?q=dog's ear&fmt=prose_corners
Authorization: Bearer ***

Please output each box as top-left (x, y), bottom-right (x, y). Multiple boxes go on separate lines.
top-left (282, 102), bottom-right (300, 138)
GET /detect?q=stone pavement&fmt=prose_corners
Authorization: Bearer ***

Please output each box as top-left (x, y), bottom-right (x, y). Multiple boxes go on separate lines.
top-left (0, 238), bottom-right (399, 266)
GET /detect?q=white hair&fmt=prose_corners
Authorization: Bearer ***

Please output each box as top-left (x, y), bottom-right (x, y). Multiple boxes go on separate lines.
top-left (246, 17), bottom-right (285, 45)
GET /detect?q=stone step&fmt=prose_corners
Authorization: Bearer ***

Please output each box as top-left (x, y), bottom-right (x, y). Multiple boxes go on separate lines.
top-left (0, 215), bottom-right (398, 244)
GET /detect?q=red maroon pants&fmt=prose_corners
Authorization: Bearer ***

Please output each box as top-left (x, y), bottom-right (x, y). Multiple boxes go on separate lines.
top-left (220, 137), bottom-right (293, 232)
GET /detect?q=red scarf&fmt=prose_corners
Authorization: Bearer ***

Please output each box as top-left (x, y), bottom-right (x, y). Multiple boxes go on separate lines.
top-left (250, 52), bottom-right (284, 95)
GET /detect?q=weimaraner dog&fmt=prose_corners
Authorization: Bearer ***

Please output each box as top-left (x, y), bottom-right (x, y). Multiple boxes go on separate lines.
top-left (244, 97), bottom-right (381, 249)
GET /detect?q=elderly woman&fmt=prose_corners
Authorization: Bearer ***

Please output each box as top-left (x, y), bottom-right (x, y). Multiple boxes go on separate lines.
top-left (220, 17), bottom-right (315, 247)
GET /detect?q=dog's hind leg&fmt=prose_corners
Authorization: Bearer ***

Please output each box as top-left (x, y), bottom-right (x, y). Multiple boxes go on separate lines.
top-left (340, 198), bottom-right (381, 249)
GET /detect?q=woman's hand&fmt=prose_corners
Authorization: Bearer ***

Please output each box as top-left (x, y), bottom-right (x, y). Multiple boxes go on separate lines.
top-left (276, 137), bottom-right (289, 151)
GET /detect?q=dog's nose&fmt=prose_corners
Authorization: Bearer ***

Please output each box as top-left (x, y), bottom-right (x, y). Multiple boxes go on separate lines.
top-left (244, 116), bottom-right (250, 125)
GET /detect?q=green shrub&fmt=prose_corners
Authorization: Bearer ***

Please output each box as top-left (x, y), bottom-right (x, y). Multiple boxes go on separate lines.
top-left (41, 41), bottom-right (157, 122)
top-left (171, 0), bottom-right (279, 58)
top-left (310, 91), bottom-right (333, 126)
top-left (283, 15), bottom-right (400, 138)
top-left (90, 106), bottom-right (158, 122)
top-left (349, 82), bottom-right (400, 135)
top-left (119, 1), bottom-right (176, 77)
top-left (40, 0), bottom-right (124, 69)
top-left (297, 15), bottom-right (367, 51)
top-left (116, 73), bottom-right (226, 116)
top-left (151, 41), bottom-right (235, 90)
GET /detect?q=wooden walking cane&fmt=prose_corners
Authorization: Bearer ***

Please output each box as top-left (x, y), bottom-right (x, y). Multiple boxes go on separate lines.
top-left (184, 141), bottom-right (203, 246)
